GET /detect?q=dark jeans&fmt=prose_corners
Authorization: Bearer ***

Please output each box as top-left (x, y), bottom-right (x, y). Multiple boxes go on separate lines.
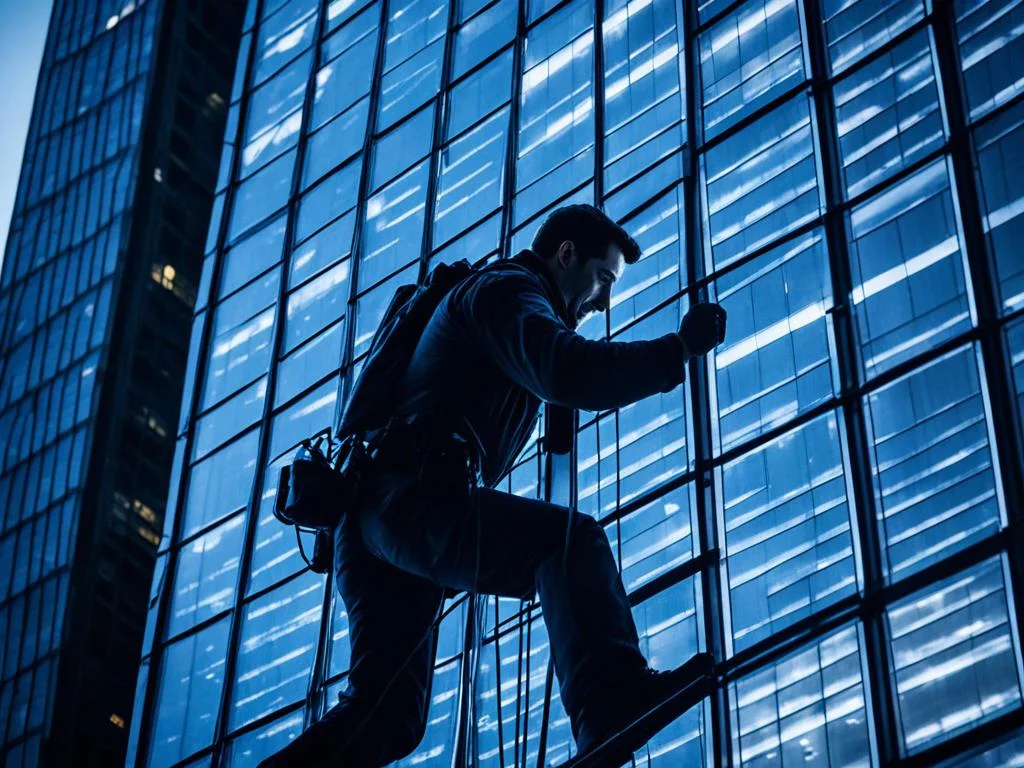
top-left (259, 462), bottom-right (646, 767)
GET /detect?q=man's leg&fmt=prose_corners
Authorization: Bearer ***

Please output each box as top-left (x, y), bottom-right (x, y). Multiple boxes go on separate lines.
top-left (357, 473), bottom-right (647, 729)
top-left (257, 483), bottom-right (445, 768)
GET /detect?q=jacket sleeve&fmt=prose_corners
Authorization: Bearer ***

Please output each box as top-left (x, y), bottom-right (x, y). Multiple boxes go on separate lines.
top-left (458, 271), bottom-right (687, 411)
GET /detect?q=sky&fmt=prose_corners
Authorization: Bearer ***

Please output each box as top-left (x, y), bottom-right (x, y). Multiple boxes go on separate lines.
top-left (0, 0), bottom-right (54, 274)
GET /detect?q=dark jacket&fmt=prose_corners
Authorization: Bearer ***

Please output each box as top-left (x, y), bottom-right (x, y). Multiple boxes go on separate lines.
top-left (394, 249), bottom-right (687, 487)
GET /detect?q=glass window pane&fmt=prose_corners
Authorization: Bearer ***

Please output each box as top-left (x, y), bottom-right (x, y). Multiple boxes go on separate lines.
top-left (283, 259), bottom-right (350, 354)
top-left (822, 0), bottom-right (925, 74)
top-left (360, 162), bottom-right (429, 292)
top-left (731, 625), bottom-right (873, 766)
top-left (295, 160), bottom-right (362, 244)
top-left (275, 319), bottom-right (347, 407)
top-left (602, 0), bottom-right (684, 191)
top-left (712, 229), bottom-right (837, 452)
top-left (372, 106), bottom-right (435, 191)
top-left (433, 106), bottom-right (509, 248)
top-left (974, 99), bottom-right (1024, 315)
top-left (182, 430), bottom-right (260, 537)
top-left (848, 158), bottom-right (971, 379)
top-left (229, 571), bottom-right (326, 730)
top-left (291, 216), bottom-right (355, 297)
top-left (865, 344), bottom-right (1003, 582)
top-left (193, 377), bottom-right (268, 461)
top-left (244, 51), bottom-right (312, 150)
top-left (219, 215), bottom-right (287, 300)
top-left (452, 0), bottom-right (516, 79)
top-left (956, 0), bottom-right (1024, 122)
top-left (167, 514), bottom-right (245, 638)
top-left (395, 659), bottom-right (461, 767)
top-left (1011, 320), bottom-right (1024, 442)
top-left (833, 30), bottom-right (944, 199)
top-left (303, 98), bottom-right (371, 189)
top-left (430, 210), bottom-right (501, 265)
top-left (633, 575), bottom-right (702, 668)
top-left (312, 31), bottom-right (378, 131)
top-left (148, 619), bottom-right (230, 767)
top-left (384, 0), bottom-right (449, 72)
top-left (202, 267), bottom-right (281, 409)
top-left (940, 727), bottom-right (1024, 766)
top-left (719, 410), bottom-right (858, 653)
top-left (229, 149), bottom-right (297, 242)
top-left (446, 47), bottom-right (513, 140)
top-left (251, 0), bottom-right (318, 87)
top-left (223, 710), bottom-right (304, 767)
top-left (378, 39), bottom-right (444, 130)
top-left (887, 556), bottom-right (1023, 755)
top-left (322, 1), bottom-right (379, 64)
top-left (703, 96), bottom-right (822, 272)
top-left (354, 262), bottom-right (420, 357)
top-left (699, 0), bottom-right (805, 142)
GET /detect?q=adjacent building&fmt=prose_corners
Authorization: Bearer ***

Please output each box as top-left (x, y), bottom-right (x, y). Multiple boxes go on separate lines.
top-left (129, 0), bottom-right (1024, 765)
top-left (0, 0), bottom-right (243, 763)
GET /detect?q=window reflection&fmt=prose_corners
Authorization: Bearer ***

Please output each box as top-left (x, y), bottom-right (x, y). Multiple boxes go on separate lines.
top-left (887, 557), bottom-right (1023, 754)
top-left (956, 0), bottom-right (1024, 122)
top-left (822, 0), bottom-right (924, 74)
top-left (168, 514), bottom-right (245, 638)
top-left (360, 164), bottom-right (428, 291)
top-left (865, 345), bottom-right (1003, 582)
top-left (720, 411), bottom-right (858, 652)
top-left (395, 659), bottom-right (462, 767)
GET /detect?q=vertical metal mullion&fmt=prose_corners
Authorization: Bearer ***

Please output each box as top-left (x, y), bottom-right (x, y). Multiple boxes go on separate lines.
top-left (683, 4), bottom-right (730, 766)
top-left (131, 0), bottom-right (264, 762)
top-left (930, 0), bottom-right (1024, 699)
top-left (210, 0), bottom-right (329, 759)
top-left (801, 1), bottom-right (900, 764)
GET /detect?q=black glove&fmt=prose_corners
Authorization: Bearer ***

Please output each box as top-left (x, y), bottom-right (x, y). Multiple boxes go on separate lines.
top-left (680, 303), bottom-right (727, 357)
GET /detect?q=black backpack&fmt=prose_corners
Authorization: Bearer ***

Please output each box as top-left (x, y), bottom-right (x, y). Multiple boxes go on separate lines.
top-left (274, 258), bottom-right (480, 571)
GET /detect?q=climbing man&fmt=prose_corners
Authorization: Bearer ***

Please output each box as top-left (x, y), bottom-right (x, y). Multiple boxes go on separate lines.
top-left (259, 204), bottom-right (727, 767)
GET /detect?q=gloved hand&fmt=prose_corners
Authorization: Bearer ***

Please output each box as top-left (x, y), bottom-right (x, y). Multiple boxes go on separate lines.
top-left (679, 303), bottom-right (727, 357)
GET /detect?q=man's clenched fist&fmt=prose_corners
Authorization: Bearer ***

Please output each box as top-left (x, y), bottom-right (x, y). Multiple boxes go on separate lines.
top-left (679, 303), bottom-right (727, 357)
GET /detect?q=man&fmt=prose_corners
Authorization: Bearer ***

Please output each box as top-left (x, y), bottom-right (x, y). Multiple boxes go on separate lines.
top-left (259, 205), bottom-right (727, 767)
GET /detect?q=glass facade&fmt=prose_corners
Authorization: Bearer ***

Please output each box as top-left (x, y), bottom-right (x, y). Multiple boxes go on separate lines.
top-left (0, 0), bottom-right (242, 764)
top-left (130, 0), bottom-right (1024, 766)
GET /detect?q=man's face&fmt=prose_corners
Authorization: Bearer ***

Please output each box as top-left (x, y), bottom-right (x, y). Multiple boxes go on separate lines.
top-left (555, 240), bottom-right (626, 329)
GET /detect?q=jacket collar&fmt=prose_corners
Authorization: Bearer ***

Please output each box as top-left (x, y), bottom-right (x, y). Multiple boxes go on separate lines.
top-left (510, 249), bottom-right (574, 327)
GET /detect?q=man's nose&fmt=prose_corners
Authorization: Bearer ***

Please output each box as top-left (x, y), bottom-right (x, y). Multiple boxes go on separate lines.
top-left (594, 286), bottom-right (612, 312)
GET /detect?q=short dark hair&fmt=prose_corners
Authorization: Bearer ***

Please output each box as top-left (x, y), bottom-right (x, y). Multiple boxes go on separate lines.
top-left (531, 204), bottom-right (642, 265)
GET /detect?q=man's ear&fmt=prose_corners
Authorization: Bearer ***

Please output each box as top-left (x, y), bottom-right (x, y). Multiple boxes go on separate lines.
top-left (556, 240), bottom-right (575, 269)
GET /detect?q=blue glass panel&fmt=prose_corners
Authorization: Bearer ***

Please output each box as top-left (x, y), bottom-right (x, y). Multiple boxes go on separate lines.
top-left (291, 211), bottom-right (356, 284)
top-left (452, 0), bottom-right (516, 79)
top-left (720, 411), bottom-right (858, 653)
top-left (887, 557), bottom-right (1023, 754)
top-left (633, 576), bottom-right (703, 669)
top-left (229, 149), bottom-right (297, 242)
top-left (614, 484), bottom-right (696, 593)
top-left (243, 51), bottom-right (311, 151)
top-left (394, 659), bottom-right (462, 767)
top-left (712, 229), bottom-right (837, 452)
top-left (303, 98), bottom-right (371, 189)
top-left (322, 2), bottom-right (379, 63)
top-left (193, 378), bottom-right (268, 461)
top-left (1011, 321), bottom-right (1024, 438)
top-left (433, 106), bottom-right (509, 248)
top-left (276, 319), bottom-right (347, 407)
top-left (865, 344), bottom-right (1003, 582)
top-left (283, 259), bottom-right (350, 354)
top-left (230, 571), bottom-right (325, 730)
top-left (822, 0), bottom-right (925, 74)
top-left (446, 47), bottom-right (513, 140)
top-left (974, 99), bottom-right (1024, 314)
top-left (602, 0), bottom-right (684, 191)
top-left (384, 0), bottom-right (448, 72)
top-left (167, 513), bottom-right (245, 638)
top-left (703, 96), bottom-right (822, 272)
top-left (940, 727), bottom-right (1024, 766)
top-left (608, 185), bottom-right (685, 334)
top-left (148, 619), bottom-right (230, 767)
top-left (354, 262), bottom-right (420, 357)
top-left (459, 0), bottom-right (492, 23)
top-left (731, 625), bottom-right (872, 766)
top-left (430, 210), bottom-right (501, 264)
top-left (223, 710), bottom-right (304, 767)
top-left (326, 0), bottom-right (374, 32)
top-left (295, 160), bottom-right (362, 243)
top-left (372, 106), bottom-right (435, 191)
top-left (312, 32), bottom-right (377, 131)
top-left (182, 430), bottom-right (260, 537)
top-left (251, 0), bottom-right (318, 87)
top-left (359, 162), bottom-right (429, 291)
top-left (219, 215), bottom-right (287, 300)
top-left (956, 0), bottom-right (1024, 122)
top-left (848, 158), bottom-right (971, 378)
top-left (833, 30), bottom-right (944, 199)
top-left (378, 38), bottom-right (444, 130)
top-left (699, 0), bottom-right (805, 141)
top-left (202, 267), bottom-right (280, 409)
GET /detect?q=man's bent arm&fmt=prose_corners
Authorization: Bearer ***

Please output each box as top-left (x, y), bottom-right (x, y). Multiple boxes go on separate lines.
top-left (462, 273), bottom-right (688, 412)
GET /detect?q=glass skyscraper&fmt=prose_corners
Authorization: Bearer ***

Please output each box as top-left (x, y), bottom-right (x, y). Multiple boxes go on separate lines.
top-left (129, 0), bottom-right (1024, 766)
top-left (0, 0), bottom-right (243, 764)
